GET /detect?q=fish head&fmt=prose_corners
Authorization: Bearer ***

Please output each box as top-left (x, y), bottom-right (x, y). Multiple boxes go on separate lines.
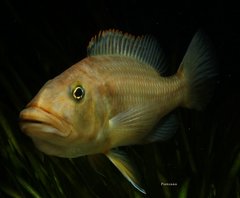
top-left (19, 61), bottom-right (110, 158)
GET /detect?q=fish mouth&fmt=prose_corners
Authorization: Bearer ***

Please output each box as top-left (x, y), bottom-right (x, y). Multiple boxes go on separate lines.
top-left (19, 105), bottom-right (70, 138)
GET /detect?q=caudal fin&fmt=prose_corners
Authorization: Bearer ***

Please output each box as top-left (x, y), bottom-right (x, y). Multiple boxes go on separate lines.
top-left (179, 30), bottom-right (218, 110)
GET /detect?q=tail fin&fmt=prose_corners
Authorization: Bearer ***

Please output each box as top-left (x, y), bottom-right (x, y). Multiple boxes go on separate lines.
top-left (179, 30), bottom-right (218, 110)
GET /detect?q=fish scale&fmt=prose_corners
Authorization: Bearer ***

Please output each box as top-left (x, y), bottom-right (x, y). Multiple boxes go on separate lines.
top-left (92, 58), bottom-right (183, 116)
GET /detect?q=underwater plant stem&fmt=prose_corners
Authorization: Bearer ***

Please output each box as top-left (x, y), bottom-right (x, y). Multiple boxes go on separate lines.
top-left (180, 124), bottom-right (197, 174)
top-left (222, 151), bottom-right (240, 197)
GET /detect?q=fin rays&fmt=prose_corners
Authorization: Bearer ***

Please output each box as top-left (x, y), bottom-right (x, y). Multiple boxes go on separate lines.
top-left (87, 29), bottom-right (167, 75)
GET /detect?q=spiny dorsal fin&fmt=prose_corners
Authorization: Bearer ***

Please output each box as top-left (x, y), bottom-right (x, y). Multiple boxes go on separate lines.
top-left (87, 29), bottom-right (167, 74)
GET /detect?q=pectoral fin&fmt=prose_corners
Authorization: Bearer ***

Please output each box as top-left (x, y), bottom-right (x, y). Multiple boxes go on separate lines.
top-left (145, 113), bottom-right (178, 143)
top-left (106, 149), bottom-right (146, 194)
top-left (109, 105), bottom-right (159, 145)
top-left (109, 105), bottom-right (157, 131)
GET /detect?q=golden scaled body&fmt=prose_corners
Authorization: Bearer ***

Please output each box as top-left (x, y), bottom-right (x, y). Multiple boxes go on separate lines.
top-left (19, 30), bottom-right (217, 193)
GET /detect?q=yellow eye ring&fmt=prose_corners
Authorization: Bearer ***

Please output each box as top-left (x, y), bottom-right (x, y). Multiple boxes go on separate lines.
top-left (72, 86), bottom-right (85, 100)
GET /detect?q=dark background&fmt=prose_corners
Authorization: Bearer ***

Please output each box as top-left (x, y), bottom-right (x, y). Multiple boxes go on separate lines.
top-left (0, 0), bottom-right (239, 198)
top-left (1, 0), bottom-right (240, 95)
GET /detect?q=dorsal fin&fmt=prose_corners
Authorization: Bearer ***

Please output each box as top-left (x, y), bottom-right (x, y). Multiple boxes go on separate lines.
top-left (87, 29), bottom-right (167, 74)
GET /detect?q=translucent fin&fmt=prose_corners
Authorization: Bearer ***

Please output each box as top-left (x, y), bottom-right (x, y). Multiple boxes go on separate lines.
top-left (87, 29), bottom-right (167, 74)
top-left (106, 149), bottom-right (146, 194)
top-left (145, 113), bottom-right (178, 143)
top-left (179, 30), bottom-right (218, 110)
top-left (109, 104), bottom-right (158, 134)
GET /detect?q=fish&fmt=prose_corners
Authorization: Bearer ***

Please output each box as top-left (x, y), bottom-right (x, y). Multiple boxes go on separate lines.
top-left (19, 29), bottom-right (217, 194)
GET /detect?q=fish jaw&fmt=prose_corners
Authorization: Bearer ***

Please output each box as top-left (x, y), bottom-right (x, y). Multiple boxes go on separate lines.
top-left (19, 106), bottom-right (71, 138)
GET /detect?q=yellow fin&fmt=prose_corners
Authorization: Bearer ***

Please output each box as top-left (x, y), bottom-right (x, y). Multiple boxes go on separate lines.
top-left (106, 149), bottom-right (146, 194)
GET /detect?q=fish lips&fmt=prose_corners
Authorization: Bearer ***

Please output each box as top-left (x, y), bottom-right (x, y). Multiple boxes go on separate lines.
top-left (19, 106), bottom-right (70, 138)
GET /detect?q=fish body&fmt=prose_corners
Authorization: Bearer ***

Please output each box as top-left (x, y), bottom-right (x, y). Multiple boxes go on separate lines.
top-left (19, 30), bottom-right (216, 193)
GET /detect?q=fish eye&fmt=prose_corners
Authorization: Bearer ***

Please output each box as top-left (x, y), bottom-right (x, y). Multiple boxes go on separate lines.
top-left (72, 86), bottom-right (85, 101)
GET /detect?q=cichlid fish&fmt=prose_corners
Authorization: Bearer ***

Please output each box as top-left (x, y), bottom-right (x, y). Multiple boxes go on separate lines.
top-left (19, 29), bottom-right (217, 193)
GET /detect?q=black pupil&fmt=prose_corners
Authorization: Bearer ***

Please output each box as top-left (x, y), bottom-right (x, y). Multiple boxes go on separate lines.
top-left (74, 87), bottom-right (84, 99)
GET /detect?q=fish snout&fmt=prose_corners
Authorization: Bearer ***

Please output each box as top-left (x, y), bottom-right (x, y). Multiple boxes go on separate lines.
top-left (19, 107), bottom-right (70, 138)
